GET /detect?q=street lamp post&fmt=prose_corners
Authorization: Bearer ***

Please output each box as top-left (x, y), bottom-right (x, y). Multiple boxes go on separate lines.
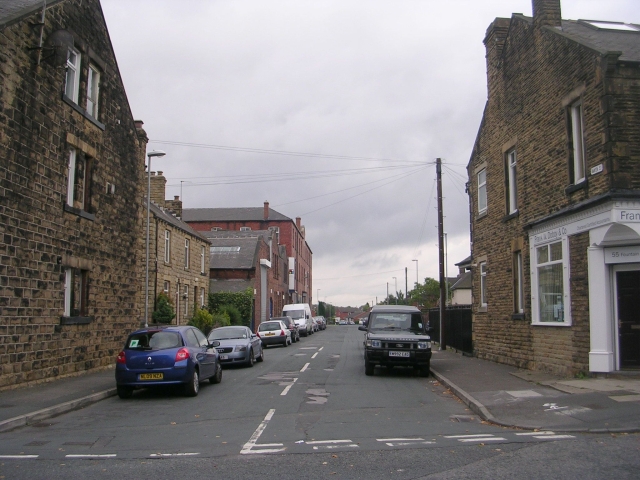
top-left (317, 288), bottom-right (321, 314)
top-left (392, 276), bottom-right (397, 304)
top-left (412, 259), bottom-right (418, 288)
top-left (145, 150), bottom-right (166, 327)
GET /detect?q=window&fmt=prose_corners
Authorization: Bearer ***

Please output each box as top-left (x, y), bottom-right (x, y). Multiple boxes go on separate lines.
top-left (164, 230), bottom-right (171, 263)
top-left (506, 149), bottom-right (518, 214)
top-left (86, 65), bottom-right (100, 119)
top-left (184, 239), bottom-right (190, 269)
top-left (480, 261), bottom-right (487, 307)
top-left (184, 285), bottom-right (189, 316)
top-left (65, 48), bottom-right (81, 102)
top-left (210, 246), bottom-right (241, 253)
top-left (200, 288), bottom-right (205, 308)
top-left (66, 149), bottom-right (92, 211)
top-left (200, 245), bottom-right (205, 274)
top-left (535, 241), bottom-right (566, 323)
top-left (240, 227), bottom-right (251, 231)
top-left (514, 251), bottom-right (524, 314)
top-left (477, 169), bottom-right (487, 214)
top-left (64, 268), bottom-right (88, 317)
top-left (163, 280), bottom-right (170, 295)
top-left (568, 100), bottom-right (586, 185)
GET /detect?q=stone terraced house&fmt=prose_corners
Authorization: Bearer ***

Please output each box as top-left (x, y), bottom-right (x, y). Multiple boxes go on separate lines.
top-left (0, 0), bottom-right (147, 388)
top-left (467, 0), bottom-right (640, 375)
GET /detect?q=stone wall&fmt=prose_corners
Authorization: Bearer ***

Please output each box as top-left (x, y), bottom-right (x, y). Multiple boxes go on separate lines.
top-left (0, 0), bottom-right (146, 389)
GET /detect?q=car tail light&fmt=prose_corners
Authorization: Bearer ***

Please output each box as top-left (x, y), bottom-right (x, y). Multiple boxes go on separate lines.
top-left (116, 351), bottom-right (126, 364)
top-left (281, 329), bottom-right (285, 336)
top-left (175, 348), bottom-right (190, 362)
top-left (256, 331), bottom-right (261, 337)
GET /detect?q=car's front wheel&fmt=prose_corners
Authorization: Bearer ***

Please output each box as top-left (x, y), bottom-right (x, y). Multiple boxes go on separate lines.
top-left (117, 385), bottom-right (133, 399)
top-left (256, 347), bottom-right (264, 362)
top-left (365, 361), bottom-right (374, 376)
top-left (419, 364), bottom-right (430, 377)
top-left (210, 363), bottom-right (222, 384)
top-left (185, 369), bottom-right (200, 396)
top-left (246, 348), bottom-right (255, 367)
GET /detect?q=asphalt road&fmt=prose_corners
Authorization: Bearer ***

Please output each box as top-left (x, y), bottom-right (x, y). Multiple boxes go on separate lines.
top-left (1, 326), bottom-right (639, 479)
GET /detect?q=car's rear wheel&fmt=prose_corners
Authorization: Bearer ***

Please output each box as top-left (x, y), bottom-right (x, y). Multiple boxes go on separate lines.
top-left (365, 361), bottom-right (374, 376)
top-left (246, 348), bottom-right (255, 367)
top-left (210, 363), bottom-right (222, 384)
top-left (419, 364), bottom-right (430, 377)
top-left (291, 333), bottom-right (296, 343)
top-left (256, 347), bottom-right (264, 362)
top-left (117, 385), bottom-right (133, 399)
top-left (185, 369), bottom-right (200, 396)
top-left (283, 337), bottom-right (288, 347)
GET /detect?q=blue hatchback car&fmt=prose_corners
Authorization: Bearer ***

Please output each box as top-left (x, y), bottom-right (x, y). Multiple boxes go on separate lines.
top-left (115, 325), bottom-right (221, 398)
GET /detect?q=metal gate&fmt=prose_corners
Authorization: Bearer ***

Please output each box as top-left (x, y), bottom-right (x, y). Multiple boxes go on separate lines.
top-left (427, 306), bottom-right (473, 354)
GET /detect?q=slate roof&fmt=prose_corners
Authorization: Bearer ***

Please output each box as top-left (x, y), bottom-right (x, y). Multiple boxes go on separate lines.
top-left (209, 279), bottom-right (253, 294)
top-left (182, 207), bottom-right (291, 223)
top-left (149, 201), bottom-right (210, 244)
top-left (0, 0), bottom-right (65, 29)
top-left (451, 270), bottom-right (472, 291)
top-left (559, 19), bottom-right (640, 62)
top-left (207, 237), bottom-right (261, 270)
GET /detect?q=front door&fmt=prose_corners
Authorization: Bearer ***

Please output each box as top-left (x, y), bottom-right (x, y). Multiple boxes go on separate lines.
top-left (617, 270), bottom-right (640, 368)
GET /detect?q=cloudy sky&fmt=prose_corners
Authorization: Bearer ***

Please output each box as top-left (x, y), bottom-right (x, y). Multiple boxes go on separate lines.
top-left (101, 0), bottom-right (639, 308)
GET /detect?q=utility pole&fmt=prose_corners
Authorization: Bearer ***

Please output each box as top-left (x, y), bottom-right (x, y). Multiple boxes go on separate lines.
top-left (405, 267), bottom-right (408, 305)
top-left (437, 158), bottom-right (447, 350)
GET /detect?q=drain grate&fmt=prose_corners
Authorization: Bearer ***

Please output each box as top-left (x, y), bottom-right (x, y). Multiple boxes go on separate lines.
top-left (450, 415), bottom-right (478, 423)
top-left (31, 421), bottom-right (58, 428)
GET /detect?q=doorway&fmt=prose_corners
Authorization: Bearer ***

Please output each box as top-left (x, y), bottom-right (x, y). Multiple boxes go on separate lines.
top-left (616, 268), bottom-right (640, 369)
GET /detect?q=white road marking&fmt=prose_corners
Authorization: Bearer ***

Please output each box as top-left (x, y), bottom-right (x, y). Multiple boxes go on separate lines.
top-left (515, 431), bottom-right (556, 436)
top-left (313, 444), bottom-right (359, 450)
top-left (458, 437), bottom-right (506, 443)
top-left (280, 378), bottom-right (298, 396)
top-left (300, 363), bottom-right (310, 372)
top-left (306, 439), bottom-right (353, 445)
top-left (65, 454), bottom-right (117, 458)
top-left (0, 455), bottom-right (39, 459)
top-left (385, 441), bottom-right (436, 446)
top-left (241, 409), bottom-right (285, 455)
top-left (311, 352), bottom-right (319, 359)
top-left (149, 453), bottom-right (200, 457)
top-left (299, 347), bottom-right (318, 350)
top-left (445, 434), bottom-right (495, 438)
top-left (318, 347), bottom-right (324, 351)
top-left (377, 438), bottom-right (425, 442)
top-left (533, 435), bottom-right (576, 440)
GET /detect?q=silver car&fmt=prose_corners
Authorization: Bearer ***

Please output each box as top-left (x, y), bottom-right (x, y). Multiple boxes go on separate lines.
top-left (257, 320), bottom-right (292, 347)
top-left (208, 326), bottom-right (264, 367)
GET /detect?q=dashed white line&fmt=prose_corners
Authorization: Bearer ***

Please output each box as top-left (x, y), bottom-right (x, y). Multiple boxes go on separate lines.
top-left (458, 437), bottom-right (506, 442)
top-left (445, 434), bottom-right (494, 438)
top-left (306, 440), bottom-right (353, 445)
top-left (515, 431), bottom-right (556, 436)
top-left (280, 378), bottom-right (298, 396)
top-left (65, 454), bottom-right (117, 458)
top-left (0, 455), bottom-right (39, 459)
top-left (311, 352), bottom-right (319, 359)
top-left (533, 435), bottom-right (576, 440)
top-left (149, 453), bottom-right (200, 457)
top-left (377, 438), bottom-right (425, 442)
top-left (318, 347), bottom-right (324, 351)
top-left (300, 363), bottom-right (310, 372)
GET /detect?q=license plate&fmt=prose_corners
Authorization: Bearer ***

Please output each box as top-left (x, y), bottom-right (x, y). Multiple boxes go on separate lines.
top-left (388, 351), bottom-right (410, 358)
top-left (220, 355), bottom-right (228, 360)
top-left (265, 332), bottom-right (275, 336)
top-left (139, 373), bottom-right (163, 380)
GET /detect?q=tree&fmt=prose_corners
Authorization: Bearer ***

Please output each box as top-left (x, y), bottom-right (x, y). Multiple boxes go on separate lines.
top-left (408, 277), bottom-right (442, 309)
top-left (152, 293), bottom-right (175, 324)
top-left (188, 307), bottom-right (214, 335)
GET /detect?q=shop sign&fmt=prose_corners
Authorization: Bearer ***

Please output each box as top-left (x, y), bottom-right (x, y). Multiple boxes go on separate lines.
top-left (604, 246), bottom-right (640, 264)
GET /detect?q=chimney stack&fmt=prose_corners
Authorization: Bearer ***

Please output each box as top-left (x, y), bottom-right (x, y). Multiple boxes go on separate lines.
top-left (532, 0), bottom-right (562, 29)
top-left (149, 170), bottom-right (166, 205)
top-left (264, 201), bottom-right (269, 221)
top-left (296, 217), bottom-right (301, 229)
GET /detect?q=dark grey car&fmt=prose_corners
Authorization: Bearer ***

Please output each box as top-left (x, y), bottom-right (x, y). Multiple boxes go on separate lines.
top-left (208, 326), bottom-right (264, 367)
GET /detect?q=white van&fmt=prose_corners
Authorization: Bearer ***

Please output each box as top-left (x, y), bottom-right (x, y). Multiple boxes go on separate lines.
top-left (282, 303), bottom-right (313, 337)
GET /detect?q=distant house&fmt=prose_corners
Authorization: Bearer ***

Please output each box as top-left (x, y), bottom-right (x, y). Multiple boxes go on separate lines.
top-left (450, 256), bottom-right (472, 306)
top-left (202, 230), bottom-right (288, 330)
top-left (0, 0), bottom-right (147, 387)
top-left (184, 202), bottom-right (313, 306)
top-left (466, 0), bottom-right (640, 375)
top-left (148, 172), bottom-right (211, 325)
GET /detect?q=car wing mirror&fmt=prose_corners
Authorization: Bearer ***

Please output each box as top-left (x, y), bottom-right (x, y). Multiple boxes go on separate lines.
top-left (358, 325), bottom-right (367, 331)
top-left (210, 340), bottom-right (220, 347)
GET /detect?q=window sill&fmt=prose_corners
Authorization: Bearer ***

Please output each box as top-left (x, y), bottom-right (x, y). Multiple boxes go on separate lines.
top-left (476, 211), bottom-right (488, 221)
top-left (531, 321), bottom-right (571, 327)
top-left (565, 181), bottom-right (587, 195)
top-left (477, 306), bottom-right (487, 313)
top-left (64, 203), bottom-right (95, 221)
top-left (62, 95), bottom-right (105, 131)
top-left (511, 313), bottom-right (525, 320)
top-left (60, 316), bottom-right (94, 325)
top-left (502, 210), bottom-right (519, 223)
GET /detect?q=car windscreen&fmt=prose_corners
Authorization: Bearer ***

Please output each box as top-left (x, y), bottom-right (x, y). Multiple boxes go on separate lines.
top-left (259, 322), bottom-right (281, 331)
top-left (283, 309), bottom-right (304, 319)
top-left (368, 312), bottom-right (423, 332)
top-left (209, 327), bottom-right (248, 340)
top-left (127, 331), bottom-right (182, 350)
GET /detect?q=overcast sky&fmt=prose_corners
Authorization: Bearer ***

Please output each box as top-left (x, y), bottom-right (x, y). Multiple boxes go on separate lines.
top-left (101, 0), bottom-right (639, 308)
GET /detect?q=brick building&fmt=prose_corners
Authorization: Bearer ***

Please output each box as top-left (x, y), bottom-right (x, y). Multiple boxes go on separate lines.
top-left (202, 230), bottom-right (289, 331)
top-left (147, 172), bottom-right (210, 325)
top-left (0, 0), bottom-right (147, 387)
top-left (467, 0), bottom-right (640, 375)
top-left (183, 202), bottom-right (313, 306)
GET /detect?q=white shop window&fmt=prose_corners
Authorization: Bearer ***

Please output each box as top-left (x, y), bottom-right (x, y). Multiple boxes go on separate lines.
top-left (531, 239), bottom-right (571, 326)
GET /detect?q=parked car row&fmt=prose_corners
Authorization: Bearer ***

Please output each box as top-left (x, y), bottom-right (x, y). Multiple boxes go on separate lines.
top-left (115, 312), bottom-right (328, 399)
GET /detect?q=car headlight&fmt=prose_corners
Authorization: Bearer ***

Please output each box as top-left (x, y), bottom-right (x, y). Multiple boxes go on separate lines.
top-left (234, 345), bottom-right (247, 352)
top-left (417, 341), bottom-right (431, 350)
top-left (366, 339), bottom-right (381, 348)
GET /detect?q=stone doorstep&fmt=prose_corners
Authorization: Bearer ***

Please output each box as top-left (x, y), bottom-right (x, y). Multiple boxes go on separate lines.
top-left (510, 370), bottom-right (640, 395)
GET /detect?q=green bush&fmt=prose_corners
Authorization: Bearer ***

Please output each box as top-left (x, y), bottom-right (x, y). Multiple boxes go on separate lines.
top-left (152, 293), bottom-right (175, 324)
top-left (211, 312), bottom-right (231, 328)
top-left (208, 289), bottom-right (252, 325)
top-left (217, 304), bottom-right (243, 326)
top-left (188, 307), bottom-right (214, 336)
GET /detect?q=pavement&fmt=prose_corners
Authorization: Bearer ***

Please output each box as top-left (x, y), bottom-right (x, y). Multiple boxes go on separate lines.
top-left (0, 348), bottom-right (639, 434)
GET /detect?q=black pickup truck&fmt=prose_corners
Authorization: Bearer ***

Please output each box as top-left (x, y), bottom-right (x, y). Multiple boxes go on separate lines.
top-left (359, 305), bottom-right (432, 377)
